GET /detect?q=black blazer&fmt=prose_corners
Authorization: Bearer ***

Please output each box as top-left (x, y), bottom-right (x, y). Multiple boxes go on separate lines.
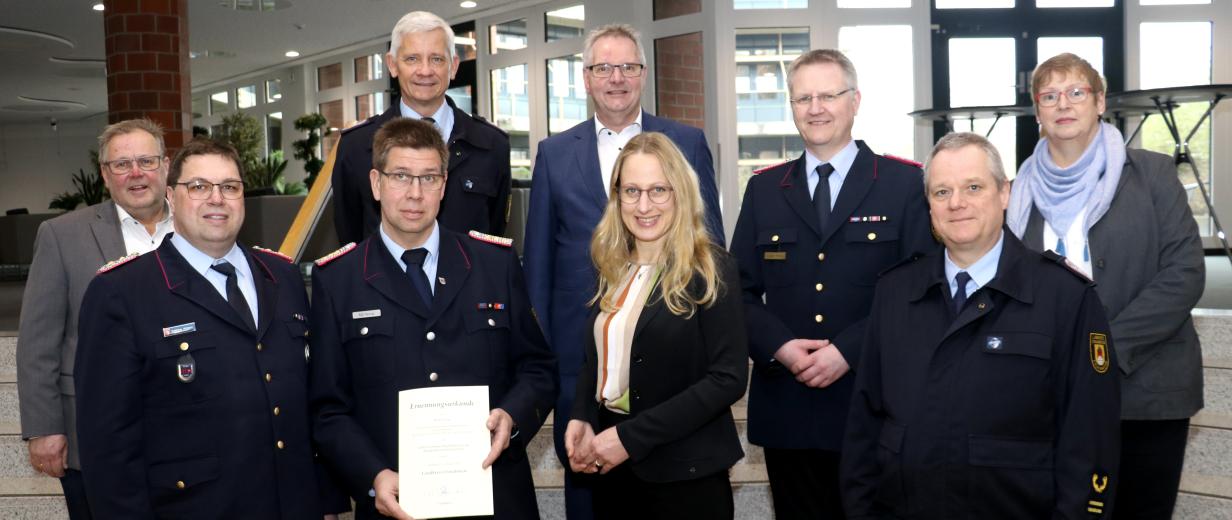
top-left (571, 248), bottom-right (747, 483)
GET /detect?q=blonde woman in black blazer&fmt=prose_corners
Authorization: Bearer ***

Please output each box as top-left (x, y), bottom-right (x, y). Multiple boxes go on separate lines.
top-left (563, 132), bottom-right (748, 519)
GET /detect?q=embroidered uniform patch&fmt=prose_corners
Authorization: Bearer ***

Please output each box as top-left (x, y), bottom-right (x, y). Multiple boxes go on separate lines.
top-left (1089, 333), bottom-right (1110, 374)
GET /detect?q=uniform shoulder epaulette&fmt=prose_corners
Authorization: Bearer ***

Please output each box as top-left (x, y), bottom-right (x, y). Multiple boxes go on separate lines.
top-left (252, 246), bottom-right (293, 263)
top-left (468, 230), bottom-right (513, 247)
top-left (878, 251), bottom-right (926, 278)
top-left (1041, 250), bottom-right (1095, 286)
top-left (753, 161), bottom-right (790, 175)
top-left (340, 116), bottom-right (378, 136)
top-left (883, 154), bottom-right (923, 169)
top-left (96, 252), bottom-right (140, 274)
top-left (314, 242), bottom-right (357, 267)
top-left (470, 114), bottom-right (510, 139)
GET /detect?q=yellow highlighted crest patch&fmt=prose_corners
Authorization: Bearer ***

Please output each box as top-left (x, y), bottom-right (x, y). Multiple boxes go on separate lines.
top-left (1089, 333), bottom-right (1109, 374)
top-left (1092, 473), bottom-right (1108, 493)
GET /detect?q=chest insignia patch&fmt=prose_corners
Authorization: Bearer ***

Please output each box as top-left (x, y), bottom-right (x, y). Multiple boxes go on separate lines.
top-left (162, 322), bottom-right (196, 337)
top-left (176, 353), bottom-right (196, 383)
top-left (985, 336), bottom-right (1003, 351)
top-left (1090, 333), bottom-right (1110, 374)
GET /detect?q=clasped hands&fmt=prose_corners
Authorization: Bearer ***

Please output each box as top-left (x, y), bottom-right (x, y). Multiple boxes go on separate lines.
top-left (564, 419), bottom-right (629, 475)
top-left (774, 338), bottom-right (849, 388)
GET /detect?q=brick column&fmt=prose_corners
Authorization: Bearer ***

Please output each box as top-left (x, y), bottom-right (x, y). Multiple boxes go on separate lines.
top-left (654, 32), bottom-right (705, 129)
top-left (104, 0), bottom-right (191, 152)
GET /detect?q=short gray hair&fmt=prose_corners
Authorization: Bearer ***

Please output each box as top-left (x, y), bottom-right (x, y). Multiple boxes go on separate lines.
top-left (787, 49), bottom-right (858, 95)
top-left (583, 24), bottom-right (646, 67)
top-left (97, 118), bottom-right (165, 164)
top-left (389, 11), bottom-right (456, 63)
top-left (923, 132), bottom-right (1008, 189)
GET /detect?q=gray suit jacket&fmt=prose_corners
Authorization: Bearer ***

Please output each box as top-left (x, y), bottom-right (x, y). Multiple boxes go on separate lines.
top-left (1024, 147), bottom-right (1204, 420)
top-left (17, 201), bottom-right (127, 469)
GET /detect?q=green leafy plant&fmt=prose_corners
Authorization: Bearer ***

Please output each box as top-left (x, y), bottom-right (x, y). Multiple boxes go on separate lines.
top-left (50, 151), bottom-right (109, 211)
top-left (292, 113), bottom-right (330, 189)
top-left (245, 151), bottom-right (287, 193)
top-left (215, 112), bottom-right (264, 173)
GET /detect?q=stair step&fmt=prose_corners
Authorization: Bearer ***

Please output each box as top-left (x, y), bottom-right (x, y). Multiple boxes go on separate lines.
top-left (1174, 491), bottom-right (1232, 520)
top-left (1195, 311), bottom-right (1232, 361)
top-left (0, 496), bottom-right (67, 520)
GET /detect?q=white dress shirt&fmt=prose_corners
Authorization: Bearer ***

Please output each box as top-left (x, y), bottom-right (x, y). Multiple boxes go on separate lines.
top-left (596, 112), bottom-right (644, 196)
top-left (803, 139), bottom-right (859, 210)
top-left (169, 234), bottom-right (259, 326)
top-left (379, 221), bottom-right (441, 295)
top-left (115, 203), bottom-right (174, 255)
top-left (400, 99), bottom-right (454, 144)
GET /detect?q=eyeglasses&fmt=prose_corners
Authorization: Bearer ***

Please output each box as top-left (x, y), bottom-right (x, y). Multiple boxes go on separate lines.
top-left (174, 180), bottom-right (245, 200)
top-left (618, 185), bottom-right (673, 204)
top-left (585, 63), bottom-right (645, 78)
top-left (790, 88), bottom-right (854, 107)
top-left (103, 155), bottom-right (163, 175)
top-left (1036, 87), bottom-right (1094, 107)
top-left (379, 171), bottom-right (445, 192)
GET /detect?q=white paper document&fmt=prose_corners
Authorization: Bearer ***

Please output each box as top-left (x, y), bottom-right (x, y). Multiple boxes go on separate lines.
top-left (398, 385), bottom-right (494, 519)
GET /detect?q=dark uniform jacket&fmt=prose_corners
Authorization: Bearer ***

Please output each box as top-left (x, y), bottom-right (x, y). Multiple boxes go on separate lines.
top-left (309, 228), bottom-right (557, 519)
top-left (730, 141), bottom-right (936, 451)
top-left (332, 96), bottom-right (512, 244)
top-left (842, 232), bottom-right (1121, 520)
top-left (74, 238), bottom-right (321, 519)
top-left (571, 249), bottom-right (748, 483)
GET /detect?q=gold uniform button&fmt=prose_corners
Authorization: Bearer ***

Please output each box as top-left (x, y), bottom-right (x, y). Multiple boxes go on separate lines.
top-left (360, 326), bottom-right (369, 336)
top-left (487, 318), bottom-right (496, 327)
top-left (815, 283), bottom-right (824, 292)
top-left (771, 234), bottom-right (780, 242)
top-left (818, 252), bottom-right (826, 261)
top-left (256, 343), bottom-right (263, 352)
top-left (273, 406), bottom-right (281, 416)
top-left (867, 232), bottom-right (877, 241)
top-left (429, 372), bottom-right (439, 382)
top-left (815, 314), bottom-right (824, 323)
top-left (276, 440), bottom-right (285, 449)
top-left (264, 373), bottom-right (272, 383)
top-left (179, 342), bottom-right (189, 351)
top-left (426, 331), bottom-right (436, 341)
top-left (978, 303), bottom-right (986, 310)
top-left (176, 480), bottom-right (185, 490)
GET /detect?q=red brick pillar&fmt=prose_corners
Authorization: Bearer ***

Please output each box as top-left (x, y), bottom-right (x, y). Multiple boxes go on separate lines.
top-left (654, 32), bottom-right (705, 129)
top-left (103, 0), bottom-right (191, 153)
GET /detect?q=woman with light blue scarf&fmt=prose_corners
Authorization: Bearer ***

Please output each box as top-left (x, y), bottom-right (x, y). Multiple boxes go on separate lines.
top-left (1008, 52), bottom-right (1205, 520)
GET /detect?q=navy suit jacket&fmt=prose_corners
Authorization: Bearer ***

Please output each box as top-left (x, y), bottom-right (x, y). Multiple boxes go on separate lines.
top-left (730, 142), bottom-right (937, 450)
top-left (523, 111), bottom-right (723, 376)
top-left (75, 238), bottom-right (322, 519)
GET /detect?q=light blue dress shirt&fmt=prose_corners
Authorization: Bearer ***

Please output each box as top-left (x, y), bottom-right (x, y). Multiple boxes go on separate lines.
top-left (400, 99), bottom-right (454, 144)
top-left (944, 232), bottom-right (1005, 298)
top-left (170, 234), bottom-right (259, 325)
top-left (379, 221), bottom-right (441, 295)
top-left (804, 139), bottom-right (859, 210)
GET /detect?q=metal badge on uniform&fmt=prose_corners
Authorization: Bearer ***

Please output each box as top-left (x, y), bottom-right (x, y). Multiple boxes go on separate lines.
top-left (464, 179), bottom-right (474, 189)
top-left (1089, 333), bottom-right (1109, 374)
top-left (352, 309), bottom-right (381, 320)
top-left (849, 215), bottom-right (889, 223)
top-left (292, 313), bottom-right (306, 322)
top-left (162, 322), bottom-right (197, 337)
top-left (477, 302), bottom-right (506, 310)
top-left (438, 277), bottom-right (447, 286)
top-left (984, 336), bottom-right (1003, 351)
top-left (763, 251), bottom-right (787, 261)
top-left (176, 353), bottom-right (196, 383)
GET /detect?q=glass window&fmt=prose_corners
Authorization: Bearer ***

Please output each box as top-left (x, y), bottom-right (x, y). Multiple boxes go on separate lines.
top-left (319, 99), bottom-right (344, 158)
top-left (490, 19), bottom-right (528, 54)
top-left (654, 0), bottom-right (701, 19)
top-left (734, 0), bottom-right (807, 8)
top-left (1036, 37), bottom-right (1104, 75)
top-left (547, 54), bottom-right (587, 135)
top-left (455, 27), bottom-right (478, 61)
top-left (838, 0), bottom-right (909, 6)
top-left (447, 86), bottom-right (474, 116)
top-left (1140, 0), bottom-right (1209, 4)
top-left (356, 92), bottom-right (387, 121)
top-left (191, 96), bottom-right (206, 119)
top-left (735, 27), bottom-right (808, 200)
top-left (317, 63), bottom-right (342, 91)
top-left (841, 25), bottom-right (914, 159)
top-left (936, 0), bottom-right (1013, 7)
top-left (948, 37), bottom-right (1017, 178)
top-left (491, 64), bottom-right (530, 179)
top-left (237, 85), bottom-right (257, 109)
top-left (1140, 21), bottom-right (1213, 234)
top-left (267, 112), bottom-right (282, 156)
top-left (355, 54), bottom-right (385, 83)
top-left (545, 5), bottom-right (585, 42)
top-left (265, 79), bottom-right (282, 103)
top-left (1036, 0), bottom-right (1112, 5)
top-left (209, 91), bottom-right (230, 114)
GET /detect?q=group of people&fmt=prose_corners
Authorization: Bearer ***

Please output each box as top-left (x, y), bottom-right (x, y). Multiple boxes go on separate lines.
top-left (14, 8), bottom-right (1203, 520)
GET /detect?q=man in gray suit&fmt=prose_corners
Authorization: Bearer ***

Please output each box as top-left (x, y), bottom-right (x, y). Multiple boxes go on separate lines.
top-left (17, 118), bottom-right (174, 519)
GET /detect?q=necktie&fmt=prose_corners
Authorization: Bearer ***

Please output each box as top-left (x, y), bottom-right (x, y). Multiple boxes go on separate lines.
top-left (953, 271), bottom-right (972, 315)
top-left (211, 261), bottom-right (256, 332)
top-left (813, 163), bottom-right (835, 229)
top-left (421, 116), bottom-right (435, 124)
top-left (401, 249), bottom-right (433, 307)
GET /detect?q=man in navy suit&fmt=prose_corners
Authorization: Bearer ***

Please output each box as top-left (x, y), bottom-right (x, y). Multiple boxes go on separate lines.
top-left (730, 49), bottom-right (937, 519)
top-left (75, 138), bottom-right (327, 518)
top-left (522, 23), bottom-right (723, 519)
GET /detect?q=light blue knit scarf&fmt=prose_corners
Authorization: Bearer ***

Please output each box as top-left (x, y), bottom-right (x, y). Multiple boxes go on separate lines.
top-left (1007, 122), bottom-right (1126, 243)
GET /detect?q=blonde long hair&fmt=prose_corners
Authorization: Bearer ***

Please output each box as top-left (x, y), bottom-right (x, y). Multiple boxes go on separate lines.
top-left (589, 132), bottom-right (720, 318)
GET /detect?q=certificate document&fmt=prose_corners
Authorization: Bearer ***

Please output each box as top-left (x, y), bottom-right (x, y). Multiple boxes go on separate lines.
top-left (398, 385), bottom-right (494, 519)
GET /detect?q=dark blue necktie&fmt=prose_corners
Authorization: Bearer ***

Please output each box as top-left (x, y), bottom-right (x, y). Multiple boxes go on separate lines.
top-left (953, 271), bottom-right (972, 315)
top-left (210, 261), bottom-right (256, 332)
top-left (401, 249), bottom-right (433, 307)
top-left (813, 163), bottom-right (835, 229)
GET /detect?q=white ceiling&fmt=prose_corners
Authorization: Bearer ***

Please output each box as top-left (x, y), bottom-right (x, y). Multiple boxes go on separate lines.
top-left (0, 0), bottom-right (527, 124)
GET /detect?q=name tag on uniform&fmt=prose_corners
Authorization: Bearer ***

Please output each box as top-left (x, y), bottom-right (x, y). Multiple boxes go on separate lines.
top-left (162, 322), bottom-right (196, 337)
top-left (352, 309), bottom-right (382, 320)
top-left (764, 251), bottom-right (787, 261)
